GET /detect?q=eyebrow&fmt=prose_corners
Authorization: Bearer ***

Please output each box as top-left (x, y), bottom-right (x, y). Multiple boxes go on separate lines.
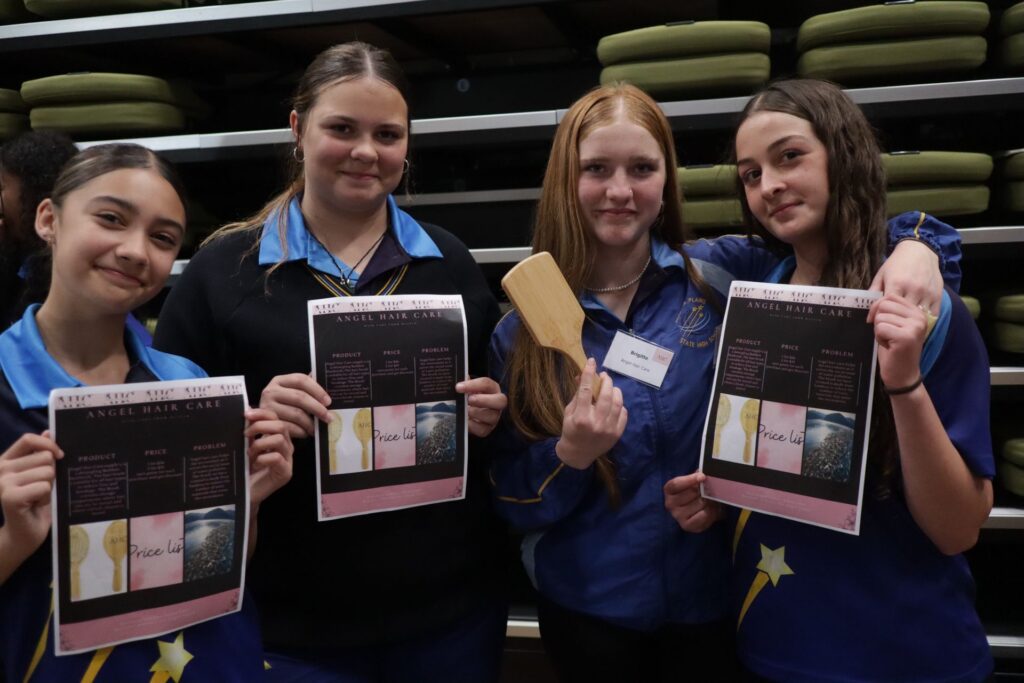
top-left (322, 115), bottom-right (407, 131)
top-left (91, 195), bottom-right (185, 234)
top-left (736, 135), bottom-right (811, 167)
top-left (579, 155), bottom-right (661, 164)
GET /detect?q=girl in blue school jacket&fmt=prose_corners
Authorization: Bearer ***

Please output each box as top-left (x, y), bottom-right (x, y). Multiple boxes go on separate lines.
top-left (0, 143), bottom-right (293, 683)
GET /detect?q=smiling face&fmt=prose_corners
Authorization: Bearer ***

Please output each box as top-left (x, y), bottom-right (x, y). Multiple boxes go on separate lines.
top-left (735, 111), bottom-right (830, 252)
top-left (292, 76), bottom-right (409, 217)
top-left (576, 117), bottom-right (666, 254)
top-left (37, 167), bottom-right (185, 316)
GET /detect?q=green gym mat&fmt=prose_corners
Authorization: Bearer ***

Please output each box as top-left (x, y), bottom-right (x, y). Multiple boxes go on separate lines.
top-left (601, 53), bottom-right (770, 99)
top-left (1005, 180), bottom-right (1024, 212)
top-left (0, 88), bottom-right (26, 113)
top-left (1002, 1), bottom-right (1024, 35)
top-left (21, 73), bottom-right (207, 117)
top-left (1005, 152), bottom-right (1024, 180)
top-left (0, 0), bottom-right (33, 22)
top-left (23, 0), bottom-right (181, 19)
top-left (677, 165), bottom-right (738, 198)
top-left (0, 112), bottom-right (29, 139)
top-left (994, 321), bottom-right (1024, 353)
top-left (30, 101), bottom-right (186, 135)
top-left (797, 35), bottom-right (987, 83)
top-left (886, 185), bottom-right (989, 217)
top-left (961, 295), bottom-right (980, 320)
top-left (995, 294), bottom-right (1024, 323)
top-left (1004, 438), bottom-right (1024, 467)
top-left (597, 22), bottom-right (770, 67)
top-left (999, 460), bottom-right (1024, 496)
top-left (797, 1), bottom-right (990, 53)
top-left (1001, 32), bottom-right (1024, 69)
top-left (682, 198), bottom-right (745, 230)
top-left (882, 152), bottom-right (993, 186)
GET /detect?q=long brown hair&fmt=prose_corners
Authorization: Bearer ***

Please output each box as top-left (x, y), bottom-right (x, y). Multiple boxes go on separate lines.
top-left (505, 82), bottom-right (714, 505)
top-left (203, 41), bottom-right (411, 273)
top-left (731, 78), bottom-right (898, 496)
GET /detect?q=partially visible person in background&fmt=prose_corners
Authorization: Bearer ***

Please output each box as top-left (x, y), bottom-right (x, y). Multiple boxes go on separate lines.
top-left (0, 130), bottom-right (77, 328)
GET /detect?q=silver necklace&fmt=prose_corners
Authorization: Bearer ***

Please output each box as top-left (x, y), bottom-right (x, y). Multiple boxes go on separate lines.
top-left (585, 255), bottom-right (651, 293)
top-left (309, 228), bottom-right (386, 289)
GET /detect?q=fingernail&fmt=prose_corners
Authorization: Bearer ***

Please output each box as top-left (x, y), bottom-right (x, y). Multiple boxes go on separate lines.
top-left (455, 382), bottom-right (465, 392)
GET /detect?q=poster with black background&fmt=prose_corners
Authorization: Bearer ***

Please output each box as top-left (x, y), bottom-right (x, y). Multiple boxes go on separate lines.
top-left (48, 377), bottom-right (248, 654)
top-left (308, 295), bottom-right (468, 520)
top-left (699, 282), bottom-right (879, 534)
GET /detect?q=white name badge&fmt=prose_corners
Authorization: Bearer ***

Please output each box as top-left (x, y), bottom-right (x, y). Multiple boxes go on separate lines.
top-left (602, 330), bottom-right (674, 389)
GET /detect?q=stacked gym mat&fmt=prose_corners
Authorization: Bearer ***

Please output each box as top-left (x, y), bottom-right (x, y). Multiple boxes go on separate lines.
top-left (883, 151), bottom-right (992, 217)
top-left (0, 0), bottom-right (33, 22)
top-left (1000, 1), bottom-right (1024, 71)
top-left (1000, 439), bottom-right (1024, 497)
top-left (994, 294), bottom-right (1024, 354)
top-left (0, 88), bottom-right (29, 140)
top-left (597, 21), bottom-right (771, 99)
top-left (796, 1), bottom-right (990, 84)
top-left (1003, 151), bottom-right (1024, 212)
top-left (962, 295), bottom-right (981, 321)
top-left (22, 0), bottom-right (180, 18)
top-left (677, 165), bottom-right (744, 232)
top-left (21, 73), bottom-right (206, 137)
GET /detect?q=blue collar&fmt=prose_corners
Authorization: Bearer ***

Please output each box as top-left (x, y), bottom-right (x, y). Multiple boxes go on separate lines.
top-left (0, 305), bottom-right (203, 409)
top-left (764, 255), bottom-right (797, 283)
top-left (257, 195), bottom-right (443, 277)
top-left (581, 236), bottom-right (682, 311)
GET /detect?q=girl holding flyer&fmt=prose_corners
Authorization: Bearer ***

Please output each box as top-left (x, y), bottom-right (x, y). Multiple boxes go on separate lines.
top-left (153, 42), bottom-right (509, 682)
top-left (487, 81), bottom-right (962, 683)
top-left (0, 143), bottom-right (294, 682)
top-left (666, 79), bottom-right (993, 682)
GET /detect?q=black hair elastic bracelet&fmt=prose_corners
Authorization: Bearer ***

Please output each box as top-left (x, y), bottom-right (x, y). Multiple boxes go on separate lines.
top-left (883, 375), bottom-right (923, 395)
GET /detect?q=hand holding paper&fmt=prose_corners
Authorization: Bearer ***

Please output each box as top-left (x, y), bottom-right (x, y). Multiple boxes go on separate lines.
top-left (664, 471), bottom-right (723, 533)
top-left (0, 432), bottom-right (62, 581)
top-left (259, 373), bottom-right (333, 439)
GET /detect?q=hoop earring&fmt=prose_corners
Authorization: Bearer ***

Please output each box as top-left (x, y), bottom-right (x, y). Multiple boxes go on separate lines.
top-left (293, 146), bottom-right (304, 163)
top-left (403, 158), bottom-right (410, 174)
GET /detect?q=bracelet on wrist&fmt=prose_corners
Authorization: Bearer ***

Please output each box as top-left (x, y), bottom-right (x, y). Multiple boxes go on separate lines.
top-left (883, 375), bottom-right (923, 396)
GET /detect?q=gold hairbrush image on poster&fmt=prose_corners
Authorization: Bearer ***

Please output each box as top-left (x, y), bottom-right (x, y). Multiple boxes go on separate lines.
top-left (354, 408), bottom-right (373, 471)
top-left (328, 412), bottom-right (342, 473)
top-left (103, 520), bottom-right (128, 593)
top-left (69, 525), bottom-right (89, 601)
top-left (714, 394), bottom-right (731, 458)
top-left (741, 399), bottom-right (760, 464)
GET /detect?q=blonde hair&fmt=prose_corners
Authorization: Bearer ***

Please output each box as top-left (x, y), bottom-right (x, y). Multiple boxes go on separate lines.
top-left (505, 83), bottom-right (714, 505)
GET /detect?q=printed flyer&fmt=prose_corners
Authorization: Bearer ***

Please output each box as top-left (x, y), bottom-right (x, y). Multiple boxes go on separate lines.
top-left (699, 282), bottom-right (879, 534)
top-left (49, 377), bottom-right (249, 655)
top-left (308, 295), bottom-right (468, 520)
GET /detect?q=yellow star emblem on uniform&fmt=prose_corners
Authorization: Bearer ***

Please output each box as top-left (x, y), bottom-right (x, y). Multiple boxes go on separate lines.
top-left (149, 631), bottom-right (193, 683)
top-left (756, 544), bottom-right (794, 586)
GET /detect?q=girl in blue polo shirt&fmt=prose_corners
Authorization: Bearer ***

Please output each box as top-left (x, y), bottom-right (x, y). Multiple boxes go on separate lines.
top-left (0, 143), bottom-right (294, 682)
top-left (667, 79), bottom-right (993, 682)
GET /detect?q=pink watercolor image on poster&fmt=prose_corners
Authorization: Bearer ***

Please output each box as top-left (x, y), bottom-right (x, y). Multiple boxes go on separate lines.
top-left (129, 512), bottom-right (184, 591)
top-left (373, 404), bottom-right (416, 469)
top-left (756, 401), bottom-right (807, 474)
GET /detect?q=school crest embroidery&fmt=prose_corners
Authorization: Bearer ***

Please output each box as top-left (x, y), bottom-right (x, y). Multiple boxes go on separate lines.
top-left (677, 296), bottom-right (719, 348)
